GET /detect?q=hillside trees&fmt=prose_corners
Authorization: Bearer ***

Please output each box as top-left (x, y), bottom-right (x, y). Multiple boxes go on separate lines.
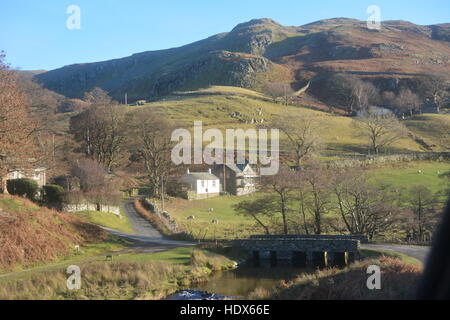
top-left (69, 97), bottom-right (127, 171)
top-left (263, 81), bottom-right (294, 105)
top-left (0, 52), bottom-right (38, 186)
top-left (420, 74), bottom-right (450, 113)
top-left (126, 109), bottom-right (175, 197)
top-left (326, 74), bottom-right (379, 113)
top-left (394, 88), bottom-right (422, 118)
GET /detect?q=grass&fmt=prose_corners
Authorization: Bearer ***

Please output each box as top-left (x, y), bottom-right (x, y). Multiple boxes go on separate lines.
top-left (405, 113), bottom-right (450, 151)
top-left (246, 256), bottom-right (422, 300)
top-left (51, 85), bottom-right (448, 156)
top-left (112, 247), bottom-right (194, 265)
top-left (0, 247), bottom-right (236, 300)
top-left (165, 195), bottom-right (262, 240)
top-left (125, 85), bottom-right (427, 155)
top-left (368, 160), bottom-right (450, 193)
top-left (360, 248), bottom-right (423, 267)
top-left (74, 210), bottom-right (134, 234)
top-left (0, 235), bottom-right (130, 280)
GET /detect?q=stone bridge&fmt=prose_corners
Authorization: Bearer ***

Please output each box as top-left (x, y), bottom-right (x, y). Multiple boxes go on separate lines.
top-left (234, 235), bottom-right (363, 267)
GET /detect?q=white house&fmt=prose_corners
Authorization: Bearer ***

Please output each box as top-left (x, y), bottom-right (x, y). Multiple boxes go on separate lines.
top-left (1, 167), bottom-right (47, 193)
top-left (178, 169), bottom-right (220, 200)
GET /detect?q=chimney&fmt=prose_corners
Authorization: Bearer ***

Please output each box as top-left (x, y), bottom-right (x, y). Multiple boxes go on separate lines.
top-left (187, 168), bottom-right (190, 174)
top-left (208, 168), bottom-right (212, 174)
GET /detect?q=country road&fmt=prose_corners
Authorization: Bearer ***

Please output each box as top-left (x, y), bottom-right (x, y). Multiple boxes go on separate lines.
top-left (106, 199), bottom-right (196, 247)
top-left (361, 244), bottom-right (431, 263)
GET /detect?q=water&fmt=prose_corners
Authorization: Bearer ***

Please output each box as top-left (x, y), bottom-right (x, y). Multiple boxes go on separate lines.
top-left (190, 262), bottom-right (311, 298)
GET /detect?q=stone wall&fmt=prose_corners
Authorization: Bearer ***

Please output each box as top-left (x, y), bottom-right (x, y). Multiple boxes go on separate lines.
top-left (63, 203), bottom-right (121, 216)
top-left (142, 198), bottom-right (181, 233)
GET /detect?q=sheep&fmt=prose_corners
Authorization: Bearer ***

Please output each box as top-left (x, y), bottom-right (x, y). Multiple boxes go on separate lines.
top-left (211, 219), bottom-right (220, 224)
top-left (186, 216), bottom-right (195, 220)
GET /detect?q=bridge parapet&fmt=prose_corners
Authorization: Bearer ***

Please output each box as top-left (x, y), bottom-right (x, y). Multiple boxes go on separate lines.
top-left (235, 239), bottom-right (359, 253)
top-left (249, 234), bottom-right (369, 243)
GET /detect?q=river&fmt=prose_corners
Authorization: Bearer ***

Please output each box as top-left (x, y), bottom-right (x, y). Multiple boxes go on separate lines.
top-left (176, 262), bottom-right (312, 299)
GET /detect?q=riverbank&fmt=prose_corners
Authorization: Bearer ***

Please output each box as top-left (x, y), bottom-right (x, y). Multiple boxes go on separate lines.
top-left (245, 249), bottom-right (422, 300)
top-left (0, 247), bottom-right (237, 300)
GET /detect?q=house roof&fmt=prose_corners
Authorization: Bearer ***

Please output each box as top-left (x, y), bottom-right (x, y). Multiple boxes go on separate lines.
top-left (179, 172), bottom-right (219, 184)
top-left (215, 162), bottom-right (258, 176)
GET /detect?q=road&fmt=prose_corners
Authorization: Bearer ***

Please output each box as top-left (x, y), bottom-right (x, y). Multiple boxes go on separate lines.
top-left (361, 243), bottom-right (431, 264)
top-left (108, 199), bottom-right (196, 247)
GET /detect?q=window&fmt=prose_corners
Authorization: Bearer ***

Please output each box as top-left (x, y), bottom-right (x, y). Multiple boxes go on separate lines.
top-left (212, 180), bottom-right (216, 187)
top-left (201, 180), bottom-right (205, 188)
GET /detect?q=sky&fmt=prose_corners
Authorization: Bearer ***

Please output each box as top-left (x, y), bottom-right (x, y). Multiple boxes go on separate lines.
top-left (1, 0), bottom-right (449, 71)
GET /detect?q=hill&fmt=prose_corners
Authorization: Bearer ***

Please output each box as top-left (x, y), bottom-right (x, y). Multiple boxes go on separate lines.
top-left (0, 195), bottom-right (108, 271)
top-left (35, 18), bottom-right (450, 104)
top-left (127, 85), bottom-right (450, 154)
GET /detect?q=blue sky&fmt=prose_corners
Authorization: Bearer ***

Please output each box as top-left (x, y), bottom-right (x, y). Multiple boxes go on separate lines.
top-left (1, 0), bottom-right (449, 70)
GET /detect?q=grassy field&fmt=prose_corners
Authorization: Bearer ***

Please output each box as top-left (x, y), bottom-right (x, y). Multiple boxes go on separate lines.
top-left (74, 210), bottom-right (134, 234)
top-left (405, 113), bottom-right (450, 151)
top-left (166, 195), bottom-right (259, 240)
top-left (368, 161), bottom-right (450, 193)
top-left (50, 85), bottom-right (450, 155)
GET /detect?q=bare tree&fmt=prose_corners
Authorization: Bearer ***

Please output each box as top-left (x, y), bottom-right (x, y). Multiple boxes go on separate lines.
top-left (70, 158), bottom-right (122, 207)
top-left (127, 109), bottom-right (175, 197)
top-left (331, 169), bottom-right (401, 238)
top-left (70, 105), bottom-right (127, 171)
top-left (0, 52), bottom-right (38, 187)
top-left (355, 109), bottom-right (408, 154)
top-left (269, 114), bottom-right (323, 168)
top-left (263, 82), bottom-right (294, 106)
top-left (83, 87), bottom-right (114, 107)
top-left (402, 185), bottom-right (439, 242)
top-left (260, 165), bottom-right (296, 235)
top-left (420, 74), bottom-right (449, 113)
top-left (301, 163), bottom-right (333, 235)
top-left (394, 88), bottom-right (422, 118)
top-left (382, 91), bottom-right (396, 106)
top-left (234, 196), bottom-right (277, 235)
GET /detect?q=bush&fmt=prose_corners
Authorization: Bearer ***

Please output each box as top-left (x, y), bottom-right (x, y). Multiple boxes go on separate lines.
top-left (42, 184), bottom-right (65, 207)
top-left (6, 178), bottom-right (39, 200)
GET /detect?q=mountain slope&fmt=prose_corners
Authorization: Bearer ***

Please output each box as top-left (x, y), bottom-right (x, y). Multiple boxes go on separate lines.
top-left (35, 18), bottom-right (450, 102)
